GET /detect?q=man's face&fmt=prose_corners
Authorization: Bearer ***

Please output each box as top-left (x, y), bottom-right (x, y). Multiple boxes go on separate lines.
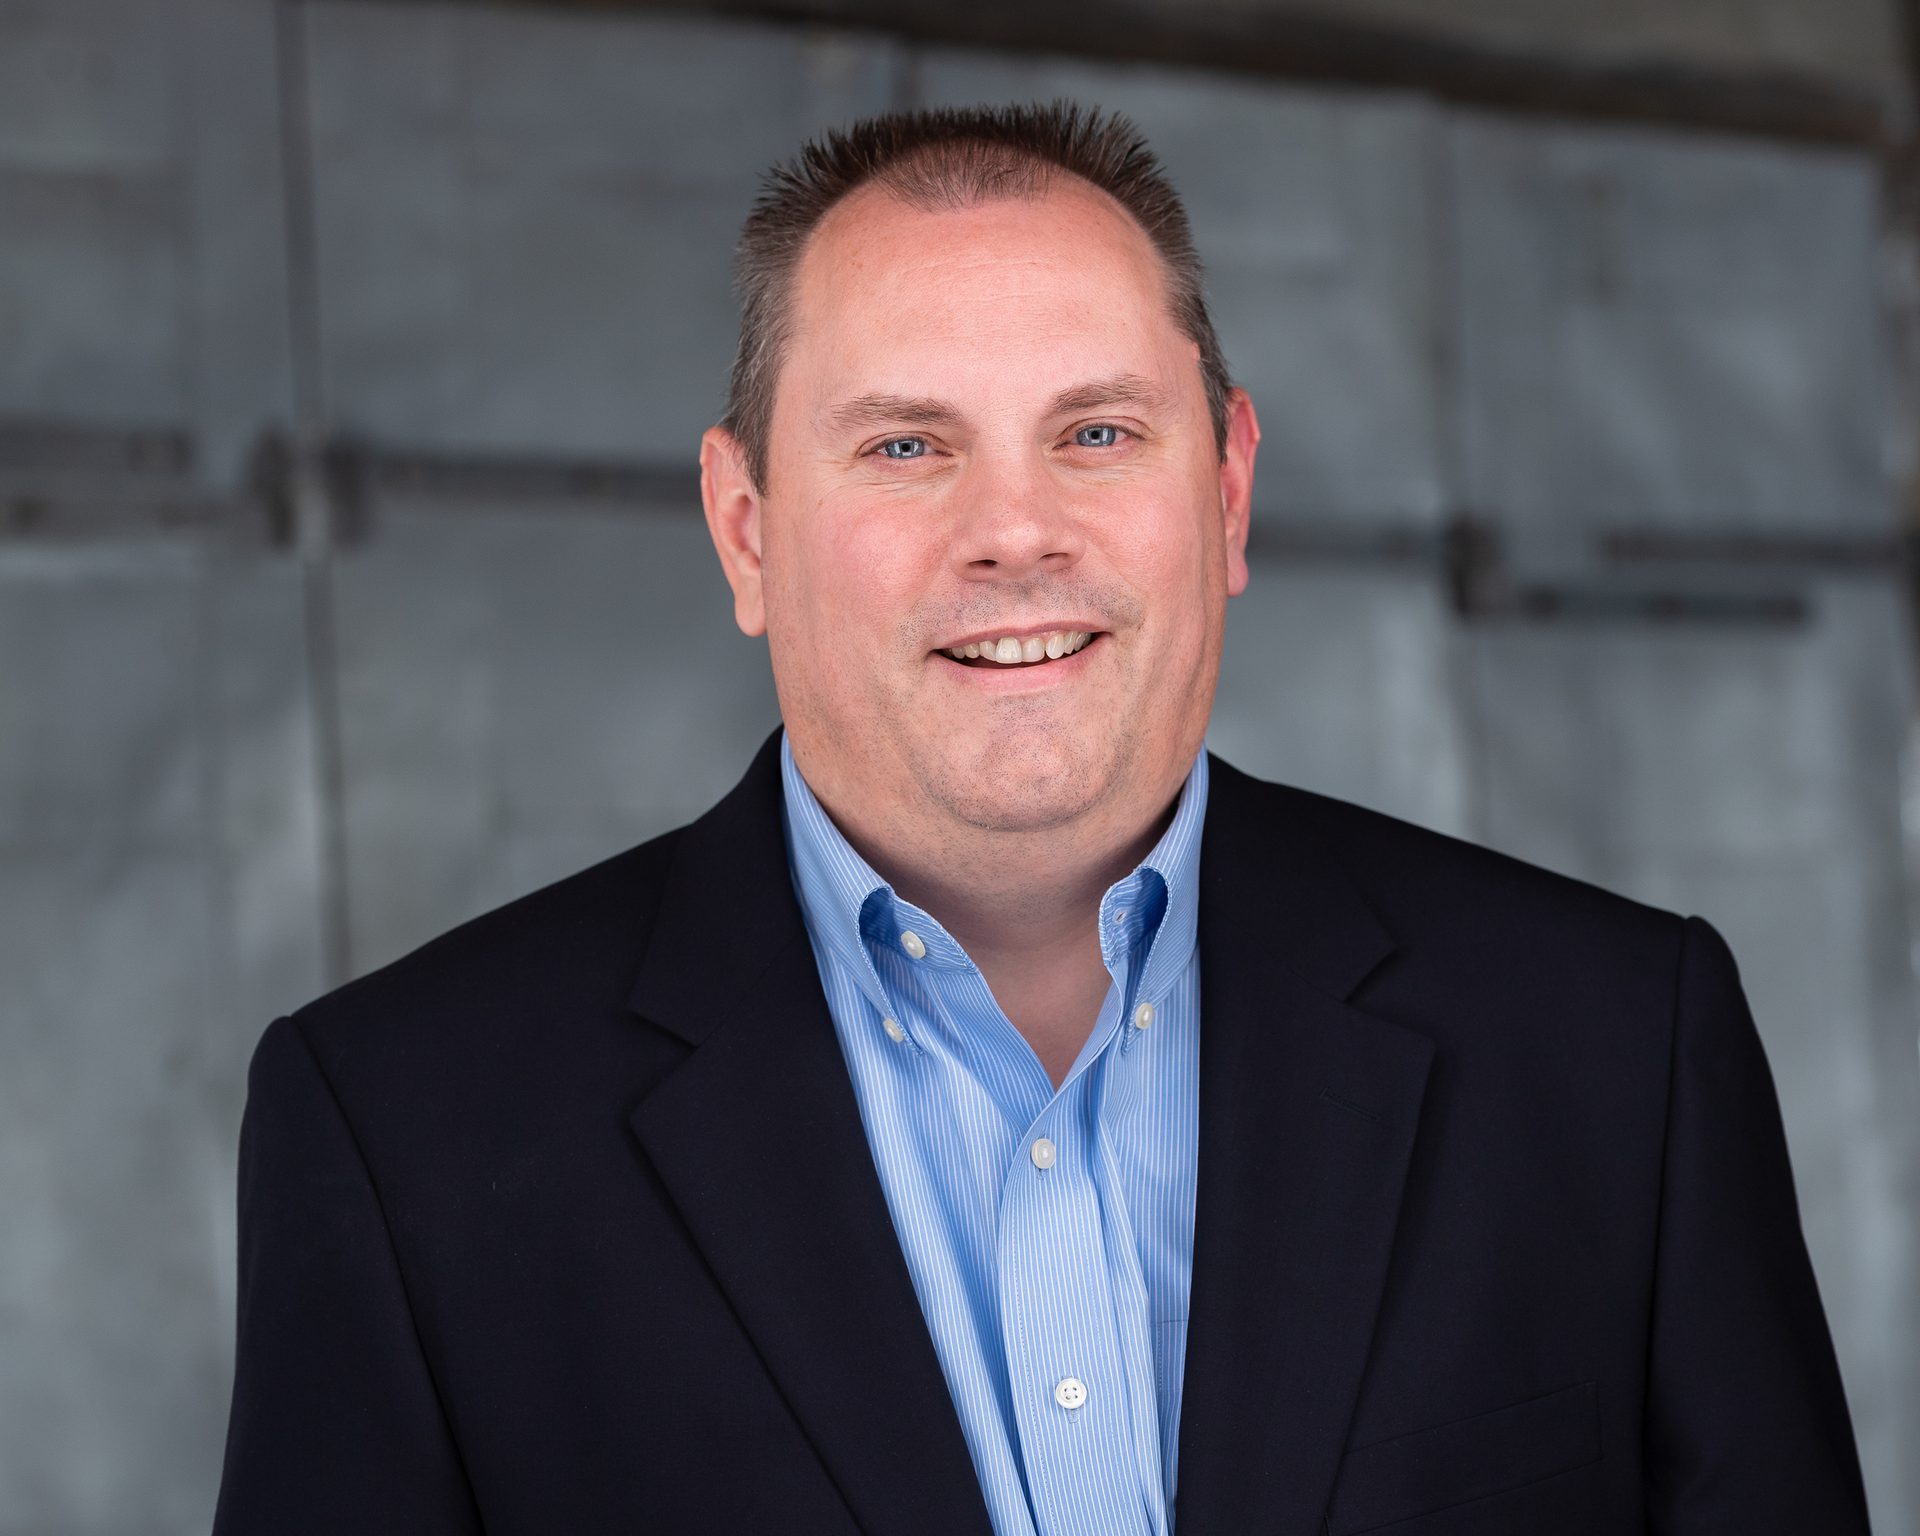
top-left (703, 176), bottom-right (1257, 848)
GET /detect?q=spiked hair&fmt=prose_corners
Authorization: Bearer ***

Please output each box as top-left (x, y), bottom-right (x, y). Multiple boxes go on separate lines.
top-left (721, 101), bottom-right (1233, 491)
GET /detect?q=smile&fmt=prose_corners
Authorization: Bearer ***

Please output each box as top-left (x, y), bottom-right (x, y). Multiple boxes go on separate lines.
top-left (941, 630), bottom-right (1096, 668)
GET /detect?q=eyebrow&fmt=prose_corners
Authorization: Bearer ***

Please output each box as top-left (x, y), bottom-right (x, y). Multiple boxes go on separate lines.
top-left (1045, 373), bottom-right (1172, 417)
top-left (822, 373), bottom-right (1174, 438)
top-left (825, 395), bottom-right (965, 434)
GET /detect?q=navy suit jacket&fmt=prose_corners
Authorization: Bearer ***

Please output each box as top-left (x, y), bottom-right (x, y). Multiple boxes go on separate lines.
top-left (212, 731), bottom-right (1870, 1534)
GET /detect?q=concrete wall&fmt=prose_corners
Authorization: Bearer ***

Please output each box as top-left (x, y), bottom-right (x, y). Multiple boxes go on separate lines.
top-left (1, 1), bottom-right (1915, 1530)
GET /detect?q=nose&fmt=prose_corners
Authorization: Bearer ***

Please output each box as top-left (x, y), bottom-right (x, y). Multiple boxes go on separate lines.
top-left (952, 464), bottom-right (1083, 583)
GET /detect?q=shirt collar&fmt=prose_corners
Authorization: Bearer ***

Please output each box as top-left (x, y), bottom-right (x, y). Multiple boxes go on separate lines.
top-left (779, 731), bottom-right (1208, 1014)
top-left (779, 735), bottom-right (896, 1017)
top-left (1106, 747), bottom-right (1206, 1007)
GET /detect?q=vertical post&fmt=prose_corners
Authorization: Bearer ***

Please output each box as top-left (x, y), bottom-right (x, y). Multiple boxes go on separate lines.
top-left (274, 0), bottom-right (353, 988)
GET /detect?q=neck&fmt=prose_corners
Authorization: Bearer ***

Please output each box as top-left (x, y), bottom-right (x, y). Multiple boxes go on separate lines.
top-left (891, 813), bottom-right (1166, 968)
top-left (799, 751), bottom-right (1188, 1081)
top-left (822, 764), bottom-right (1179, 946)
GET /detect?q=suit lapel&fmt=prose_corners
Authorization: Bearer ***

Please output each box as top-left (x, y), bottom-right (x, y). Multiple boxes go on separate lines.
top-left (1174, 757), bottom-right (1436, 1536)
top-left (626, 732), bottom-right (993, 1536)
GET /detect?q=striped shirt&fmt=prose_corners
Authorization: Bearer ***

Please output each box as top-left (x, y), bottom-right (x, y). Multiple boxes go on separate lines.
top-left (778, 733), bottom-right (1205, 1536)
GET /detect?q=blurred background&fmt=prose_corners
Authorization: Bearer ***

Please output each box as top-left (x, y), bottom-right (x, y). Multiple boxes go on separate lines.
top-left (5, 0), bottom-right (1920, 1529)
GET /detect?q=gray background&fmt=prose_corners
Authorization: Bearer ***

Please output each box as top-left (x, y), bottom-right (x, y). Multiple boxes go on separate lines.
top-left (2, 0), bottom-right (1917, 1529)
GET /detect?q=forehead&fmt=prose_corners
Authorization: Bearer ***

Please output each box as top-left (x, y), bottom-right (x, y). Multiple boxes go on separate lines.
top-left (784, 176), bottom-right (1186, 387)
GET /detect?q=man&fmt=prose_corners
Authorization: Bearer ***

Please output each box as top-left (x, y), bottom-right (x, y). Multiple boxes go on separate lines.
top-left (212, 104), bottom-right (1870, 1535)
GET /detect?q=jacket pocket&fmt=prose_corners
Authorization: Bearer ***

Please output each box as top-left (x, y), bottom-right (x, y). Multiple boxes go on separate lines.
top-left (1325, 1379), bottom-right (1601, 1535)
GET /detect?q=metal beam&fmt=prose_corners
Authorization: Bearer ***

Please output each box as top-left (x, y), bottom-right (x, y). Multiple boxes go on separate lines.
top-left (5, 420), bottom-right (1906, 629)
top-left (503, 0), bottom-right (1896, 149)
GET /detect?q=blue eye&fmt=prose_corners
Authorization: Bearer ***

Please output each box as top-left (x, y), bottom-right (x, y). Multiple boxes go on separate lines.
top-left (878, 437), bottom-right (928, 459)
top-left (1074, 424), bottom-right (1122, 448)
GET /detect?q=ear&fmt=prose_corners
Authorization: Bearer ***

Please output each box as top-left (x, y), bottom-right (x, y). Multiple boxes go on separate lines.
top-left (1218, 387), bottom-right (1259, 599)
top-left (700, 426), bottom-right (767, 637)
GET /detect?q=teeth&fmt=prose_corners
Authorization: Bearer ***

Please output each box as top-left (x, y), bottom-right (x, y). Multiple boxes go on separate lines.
top-left (949, 629), bottom-right (1099, 665)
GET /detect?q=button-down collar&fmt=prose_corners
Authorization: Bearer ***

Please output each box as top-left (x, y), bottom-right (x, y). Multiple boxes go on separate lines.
top-left (780, 734), bottom-right (1208, 1050)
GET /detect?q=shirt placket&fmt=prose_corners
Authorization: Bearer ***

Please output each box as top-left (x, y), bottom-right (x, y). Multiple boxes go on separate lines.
top-left (1087, 1043), bottom-right (1169, 1536)
top-left (993, 959), bottom-right (1155, 1536)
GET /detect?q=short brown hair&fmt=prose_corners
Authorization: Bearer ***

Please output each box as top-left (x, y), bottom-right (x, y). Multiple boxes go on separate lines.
top-left (721, 101), bottom-right (1234, 491)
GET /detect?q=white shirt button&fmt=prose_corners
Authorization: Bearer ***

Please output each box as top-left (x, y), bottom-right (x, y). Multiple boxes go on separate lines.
top-left (899, 930), bottom-right (927, 960)
top-left (1029, 1136), bottom-right (1056, 1170)
top-left (1053, 1376), bottom-right (1087, 1411)
top-left (882, 1017), bottom-right (906, 1043)
top-left (1133, 1001), bottom-right (1155, 1029)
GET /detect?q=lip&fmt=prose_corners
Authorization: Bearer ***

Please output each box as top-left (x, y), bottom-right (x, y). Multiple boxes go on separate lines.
top-left (931, 622), bottom-right (1107, 653)
top-left (930, 631), bottom-right (1106, 689)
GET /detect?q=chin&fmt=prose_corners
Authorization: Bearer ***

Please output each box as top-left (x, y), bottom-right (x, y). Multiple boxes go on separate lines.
top-left (906, 724), bottom-right (1126, 835)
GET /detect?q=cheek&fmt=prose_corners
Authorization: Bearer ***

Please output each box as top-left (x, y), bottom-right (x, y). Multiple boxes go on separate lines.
top-left (765, 497), bottom-right (937, 648)
top-left (1107, 497), bottom-right (1215, 605)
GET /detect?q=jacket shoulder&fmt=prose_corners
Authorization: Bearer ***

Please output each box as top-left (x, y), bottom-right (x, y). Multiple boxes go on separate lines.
top-left (1213, 756), bottom-right (1685, 969)
top-left (276, 824), bottom-right (685, 1073)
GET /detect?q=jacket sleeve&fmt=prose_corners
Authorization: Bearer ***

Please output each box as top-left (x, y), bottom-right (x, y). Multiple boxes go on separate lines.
top-left (1642, 915), bottom-right (1872, 1533)
top-left (212, 1015), bottom-right (483, 1534)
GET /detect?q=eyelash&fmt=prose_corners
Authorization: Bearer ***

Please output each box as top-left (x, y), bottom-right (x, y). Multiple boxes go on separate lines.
top-left (867, 424), bottom-right (1134, 460)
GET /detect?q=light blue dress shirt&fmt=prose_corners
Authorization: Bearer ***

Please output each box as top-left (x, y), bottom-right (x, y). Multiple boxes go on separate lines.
top-left (778, 733), bottom-right (1205, 1536)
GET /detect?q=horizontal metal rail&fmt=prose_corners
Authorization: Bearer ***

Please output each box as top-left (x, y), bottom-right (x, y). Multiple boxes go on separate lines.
top-left (499, 0), bottom-right (1898, 149)
top-left (0, 420), bottom-right (1910, 629)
